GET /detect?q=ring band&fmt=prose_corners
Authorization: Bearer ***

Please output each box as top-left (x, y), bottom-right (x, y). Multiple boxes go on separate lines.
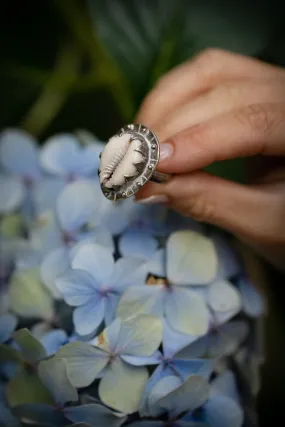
top-left (99, 124), bottom-right (171, 201)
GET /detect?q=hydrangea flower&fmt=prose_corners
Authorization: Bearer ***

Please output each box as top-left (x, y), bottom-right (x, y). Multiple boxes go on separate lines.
top-left (55, 315), bottom-right (163, 413)
top-left (118, 230), bottom-right (244, 337)
top-left (14, 357), bottom-right (127, 427)
top-left (130, 373), bottom-right (210, 426)
top-left (56, 242), bottom-right (147, 335)
top-left (118, 230), bottom-right (165, 276)
top-left (0, 126), bottom-right (265, 427)
top-left (40, 133), bottom-right (104, 180)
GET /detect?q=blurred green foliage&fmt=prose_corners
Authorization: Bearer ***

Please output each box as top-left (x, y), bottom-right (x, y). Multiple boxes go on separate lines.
top-left (0, 0), bottom-right (284, 182)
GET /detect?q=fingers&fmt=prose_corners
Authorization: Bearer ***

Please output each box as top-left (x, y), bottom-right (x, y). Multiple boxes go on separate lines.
top-left (136, 48), bottom-right (285, 127)
top-left (153, 80), bottom-right (285, 142)
top-left (156, 102), bottom-right (285, 174)
top-left (135, 172), bottom-right (285, 245)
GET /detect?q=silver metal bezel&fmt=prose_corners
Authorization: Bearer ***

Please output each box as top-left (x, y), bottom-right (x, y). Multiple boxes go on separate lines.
top-left (100, 124), bottom-right (160, 201)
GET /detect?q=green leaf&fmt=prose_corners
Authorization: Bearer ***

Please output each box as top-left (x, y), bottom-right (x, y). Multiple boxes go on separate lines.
top-left (88, 0), bottom-right (271, 108)
top-left (9, 268), bottom-right (54, 320)
top-left (13, 329), bottom-right (47, 363)
top-left (6, 367), bottom-right (55, 407)
top-left (0, 344), bottom-right (23, 364)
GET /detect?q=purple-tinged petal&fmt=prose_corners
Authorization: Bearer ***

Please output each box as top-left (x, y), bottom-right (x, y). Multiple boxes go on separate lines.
top-left (0, 129), bottom-right (40, 178)
top-left (73, 297), bottom-right (105, 336)
top-left (119, 231), bottom-right (158, 259)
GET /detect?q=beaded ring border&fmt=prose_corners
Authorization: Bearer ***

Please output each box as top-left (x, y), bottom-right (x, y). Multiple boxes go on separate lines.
top-left (99, 124), bottom-right (171, 201)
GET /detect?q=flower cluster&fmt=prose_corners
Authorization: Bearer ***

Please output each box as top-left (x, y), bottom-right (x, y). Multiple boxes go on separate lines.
top-left (0, 129), bottom-right (266, 427)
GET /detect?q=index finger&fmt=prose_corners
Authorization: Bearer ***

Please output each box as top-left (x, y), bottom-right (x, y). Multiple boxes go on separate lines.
top-left (157, 102), bottom-right (285, 174)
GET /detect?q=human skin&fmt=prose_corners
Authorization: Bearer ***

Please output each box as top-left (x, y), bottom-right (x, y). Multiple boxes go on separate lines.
top-left (134, 49), bottom-right (285, 271)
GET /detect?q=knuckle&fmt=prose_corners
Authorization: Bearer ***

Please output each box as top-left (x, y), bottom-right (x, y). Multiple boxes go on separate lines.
top-left (235, 104), bottom-right (278, 140)
top-left (188, 196), bottom-right (216, 223)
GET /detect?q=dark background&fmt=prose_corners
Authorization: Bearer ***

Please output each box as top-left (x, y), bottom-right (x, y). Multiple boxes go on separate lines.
top-left (1, 1), bottom-right (285, 424)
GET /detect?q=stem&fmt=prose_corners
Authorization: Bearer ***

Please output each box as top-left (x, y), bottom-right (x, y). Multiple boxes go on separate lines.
top-left (21, 42), bottom-right (81, 137)
top-left (53, 0), bottom-right (135, 120)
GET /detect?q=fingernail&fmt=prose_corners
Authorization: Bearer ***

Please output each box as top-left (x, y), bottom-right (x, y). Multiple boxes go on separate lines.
top-left (159, 143), bottom-right (173, 162)
top-left (136, 195), bottom-right (168, 205)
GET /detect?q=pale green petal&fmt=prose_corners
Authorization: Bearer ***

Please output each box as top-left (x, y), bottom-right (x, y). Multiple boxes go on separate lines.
top-left (9, 268), bottom-right (54, 320)
top-left (38, 358), bottom-right (78, 406)
top-left (116, 315), bottom-right (163, 356)
top-left (13, 329), bottom-right (46, 362)
top-left (54, 341), bottom-right (109, 388)
top-left (167, 231), bottom-right (218, 285)
top-left (165, 288), bottom-right (209, 336)
top-left (207, 280), bottom-right (242, 313)
top-left (99, 358), bottom-right (148, 414)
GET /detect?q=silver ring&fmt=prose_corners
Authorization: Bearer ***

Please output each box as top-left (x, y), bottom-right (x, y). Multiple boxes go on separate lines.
top-left (98, 124), bottom-right (171, 201)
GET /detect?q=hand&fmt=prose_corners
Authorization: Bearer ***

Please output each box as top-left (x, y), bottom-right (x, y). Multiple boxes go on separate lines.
top-left (135, 49), bottom-right (285, 270)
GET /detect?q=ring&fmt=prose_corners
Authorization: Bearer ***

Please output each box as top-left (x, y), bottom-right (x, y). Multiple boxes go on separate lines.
top-left (98, 124), bottom-right (171, 201)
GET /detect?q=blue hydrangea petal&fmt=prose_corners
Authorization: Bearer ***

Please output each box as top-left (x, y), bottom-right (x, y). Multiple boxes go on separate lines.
top-left (38, 358), bottom-right (78, 406)
top-left (129, 204), bottom-right (168, 235)
top-left (73, 297), bottom-right (105, 336)
top-left (166, 231), bottom-right (218, 285)
top-left (0, 129), bottom-right (40, 178)
top-left (99, 358), bottom-right (149, 413)
top-left (208, 321), bottom-right (249, 358)
top-left (172, 359), bottom-right (214, 381)
top-left (65, 403), bottom-right (127, 427)
top-left (128, 422), bottom-right (164, 427)
top-left (40, 134), bottom-right (102, 177)
top-left (148, 375), bottom-right (183, 417)
top-left (211, 370), bottom-right (240, 402)
top-left (40, 329), bottom-right (68, 356)
top-left (41, 248), bottom-right (70, 299)
top-left (121, 350), bottom-right (161, 366)
top-left (175, 335), bottom-right (210, 360)
top-left (74, 144), bottom-right (103, 177)
top-left (151, 375), bottom-right (210, 419)
top-left (203, 395), bottom-right (243, 427)
top-left (40, 134), bottom-right (82, 176)
top-left (237, 277), bottom-right (266, 317)
top-left (33, 178), bottom-right (65, 217)
top-left (139, 364), bottom-right (165, 417)
top-left (207, 280), bottom-right (242, 314)
top-left (104, 294), bottom-right (120, 326)
top-left (99, 198), bottom-right (134, 235)
top-left (162, 321), bottom-right (197, 358)
top-left (56, 180), bottom-right (100, 233)
top-left (212, 233), bottom-right (241, 280)
top-left (56, 269), bottom-right (101, 306)
top-left (117, 285), bottom-right (164, 321)
top-left (147, 248), bottom-right (166, 277)
top-left (119, 231), bottom-right (158, 259)
top-left (28, 211), bottom-right (62, 257)
top-left (115, 315), bottom-right (163, 357)
top-left (0, 176), bottom-right (25, 214)
top-left (0, 314), bottom-right (17, 344)
top-left (71, 242), bottom-right (114, 287)
top-left (110, 257), bottom-right (147, 291)
top-left (165, 288), bottom-right (209, 336)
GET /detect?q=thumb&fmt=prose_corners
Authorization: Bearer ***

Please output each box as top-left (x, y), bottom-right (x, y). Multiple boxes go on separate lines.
top-left (135, 171), bottom-right (285, 245)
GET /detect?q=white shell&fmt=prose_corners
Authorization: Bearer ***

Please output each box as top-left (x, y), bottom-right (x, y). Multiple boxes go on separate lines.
top-left (99, 134), bottom-right (143, 188)
top-left (99, 124), bottom-right (160, 201)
